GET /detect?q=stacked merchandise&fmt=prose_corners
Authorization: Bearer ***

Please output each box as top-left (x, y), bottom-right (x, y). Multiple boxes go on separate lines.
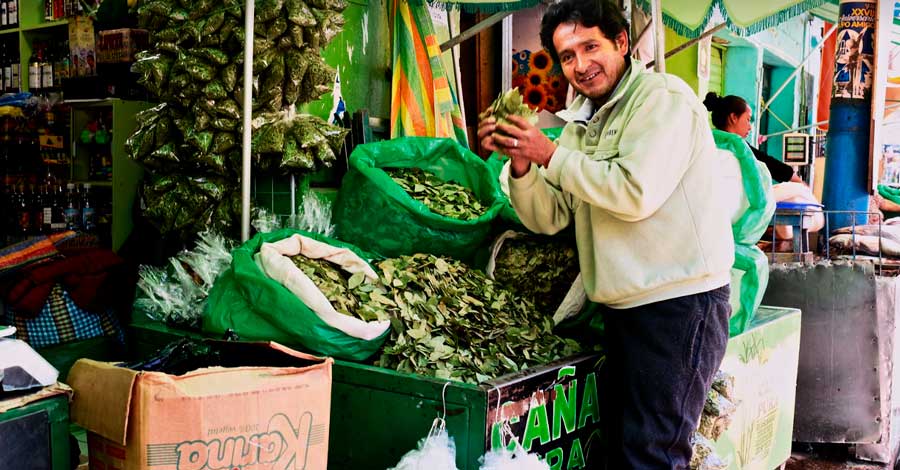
top-left (126, 0), bottom-right (348, 241)
top-left (691, 371), bottom-right (738, 470)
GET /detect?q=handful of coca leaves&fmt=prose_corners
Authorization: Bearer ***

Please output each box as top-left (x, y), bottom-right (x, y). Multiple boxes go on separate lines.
top-left (289, 255), bottom-right (387, 322)
top-left (372, 254), bottom-right (582, 383)
top-left (493, 235), bottom-right (580, 314)
top-left (479, 88), bottom-right (539, 129)
top-left (387, 167), bottom-right (486, 220)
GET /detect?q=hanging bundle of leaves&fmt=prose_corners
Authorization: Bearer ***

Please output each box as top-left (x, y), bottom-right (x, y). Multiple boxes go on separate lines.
top-left (253, 112), bottom-right (349, 171)
top-left (130, 0), bottom-right (348, 240)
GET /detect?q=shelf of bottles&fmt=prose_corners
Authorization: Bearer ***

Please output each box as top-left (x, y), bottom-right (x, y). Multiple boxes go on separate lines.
top-left (0, 0), bottom-right (19, 32)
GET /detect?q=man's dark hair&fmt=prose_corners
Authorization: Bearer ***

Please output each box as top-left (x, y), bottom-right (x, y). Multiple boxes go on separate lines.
top-left (703, 92), bottom-right (749, 131)
top-left (540, 0), bottom-right (630, 63)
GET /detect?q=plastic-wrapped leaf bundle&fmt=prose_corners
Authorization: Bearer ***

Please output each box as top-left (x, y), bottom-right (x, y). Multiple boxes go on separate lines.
top-left (130, 0), bottom-right (347, 242)
top-left (251, 111), bottom-right (347, 171)
top-left (143, 175), bottom-right (239, 239)
top-left (689, 433), bottom-right (728, 470)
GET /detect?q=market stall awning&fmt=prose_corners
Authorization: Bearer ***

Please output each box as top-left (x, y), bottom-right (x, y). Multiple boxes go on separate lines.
top-left (407, 0), bottom-right (538, 13)
top-left (636, 0), bottom-right (837, 38)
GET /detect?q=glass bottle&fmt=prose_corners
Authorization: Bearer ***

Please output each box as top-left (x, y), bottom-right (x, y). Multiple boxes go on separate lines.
top-left (41, 43), bottom-right (53, 92)
top-left (64, 182), bottom-right (80, 230)
top-left (28, 42), bottom-right (41, 93)
top-left (8, 0), bottom-right (17, 28)
top-left (0, 42), bottom-right (8, 92)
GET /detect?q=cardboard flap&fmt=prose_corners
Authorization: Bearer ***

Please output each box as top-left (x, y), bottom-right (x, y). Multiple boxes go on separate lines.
top-left (68, 359), bottom-right (139, 445)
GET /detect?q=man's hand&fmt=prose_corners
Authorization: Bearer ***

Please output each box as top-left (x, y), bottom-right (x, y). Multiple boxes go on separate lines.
top-left (477, 113), bottom-right (500, 154)
top-left (494, 115), bottom-right (557, 174)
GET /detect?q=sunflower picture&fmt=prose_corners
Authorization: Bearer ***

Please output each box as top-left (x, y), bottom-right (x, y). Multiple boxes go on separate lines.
top-left (511, 48), bottom-right (568, 113)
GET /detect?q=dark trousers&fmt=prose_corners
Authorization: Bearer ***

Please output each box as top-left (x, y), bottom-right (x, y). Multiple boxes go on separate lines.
top-left (599, 285), bottom-right (731, 470)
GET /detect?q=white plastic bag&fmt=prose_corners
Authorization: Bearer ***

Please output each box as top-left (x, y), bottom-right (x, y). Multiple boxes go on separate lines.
top-left (135, 231), bottom-right (235, 325)
top-left (480, 443), bottom-right (549, 470)
top-left (388, 418), bottom-right (459, 470)
top-left (287, 191), bottom-right (336, 237)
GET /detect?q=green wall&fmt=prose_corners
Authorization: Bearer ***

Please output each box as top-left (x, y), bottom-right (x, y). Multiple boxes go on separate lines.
top-left (664, 27), bottom-right (700, 94)
top-left (724, 46), bottom-right (762, 141)
top-left (303, 0), bottom-right (392, 121)
top-left (765, 66), bottom-right (798, 162)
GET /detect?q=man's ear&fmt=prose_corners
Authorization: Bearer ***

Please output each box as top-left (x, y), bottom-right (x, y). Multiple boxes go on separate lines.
top-left (616, 31), bottom-right (629, 56)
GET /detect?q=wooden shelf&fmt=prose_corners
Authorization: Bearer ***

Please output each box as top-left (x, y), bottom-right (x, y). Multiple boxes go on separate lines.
top-left (0, 28), bottom-right (18, 36)
top-left (72, 180), bottom-right (112, 187)
top-left (64, 98), bottom-right (123, 108)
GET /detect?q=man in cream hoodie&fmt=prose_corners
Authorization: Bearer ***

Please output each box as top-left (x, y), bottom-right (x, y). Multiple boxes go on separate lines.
top-left (478, 1), bottom-right (735, 468)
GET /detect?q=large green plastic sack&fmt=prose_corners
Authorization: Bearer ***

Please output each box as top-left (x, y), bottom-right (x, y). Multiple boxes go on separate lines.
top-left (332, 137), bottom-right (505, 261)
top-left (486, 127), bottom-right (564, 226)
top-left (713, 130), bottom-right (775, 336)
top-left (203, 228), bottom-right (389, 361)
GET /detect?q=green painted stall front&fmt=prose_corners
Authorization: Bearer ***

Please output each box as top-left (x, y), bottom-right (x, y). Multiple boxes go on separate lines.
top-left (128, 305), bottom-right (799, 469)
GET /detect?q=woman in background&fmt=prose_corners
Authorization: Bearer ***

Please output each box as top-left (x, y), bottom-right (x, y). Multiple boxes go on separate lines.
top-left (704, 92), bottom-right (823, 244)
top-left (703, 92), bottom-right (803, 184)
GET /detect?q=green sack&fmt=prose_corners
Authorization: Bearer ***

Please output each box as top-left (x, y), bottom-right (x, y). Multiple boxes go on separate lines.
top-left (485, 127), bottom-right (564, 227)
top-left (203, 228), bottom-right (389, 361)
top-left (332, 137), bottom-right (505, 261)
top-left (713, 130), bottom-right (775, 336)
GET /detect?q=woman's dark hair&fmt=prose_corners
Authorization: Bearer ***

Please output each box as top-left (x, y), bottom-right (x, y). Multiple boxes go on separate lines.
top-left (703, 92), bottom-right (749, 130)
top-left (540, 0), bottom-right (630, 63)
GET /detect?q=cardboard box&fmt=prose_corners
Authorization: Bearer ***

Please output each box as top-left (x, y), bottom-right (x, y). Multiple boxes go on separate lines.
top-left (97, 29), bottom-right (149, 63)
top-left (68, 16), bottom-right (96, 77)
top-left (68, 341), bottom-right (333, 470)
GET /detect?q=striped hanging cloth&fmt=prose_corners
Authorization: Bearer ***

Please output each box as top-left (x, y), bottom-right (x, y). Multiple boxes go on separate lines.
top-left (390, 0), bottom-right (468, 147)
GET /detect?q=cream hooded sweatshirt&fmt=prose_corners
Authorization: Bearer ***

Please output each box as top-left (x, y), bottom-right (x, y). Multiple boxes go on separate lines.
top-left (509, 59), bottom-right (735, 308)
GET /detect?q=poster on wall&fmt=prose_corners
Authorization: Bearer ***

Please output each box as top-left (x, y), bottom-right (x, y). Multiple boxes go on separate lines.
top-left (833, 0), bottom-right (876, 99)
top-left (511, 6), bottom-right (569, 127)
top-left (886, 1), bottom-right (900, 119)
top-left (880, 144), bottom-right (900, 185)
top-left (697, 36), bottom-right (712, 81)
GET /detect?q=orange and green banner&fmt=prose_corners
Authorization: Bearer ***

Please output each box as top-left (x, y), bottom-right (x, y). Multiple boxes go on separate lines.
top-left (390, 0), bottom-right (468, 147)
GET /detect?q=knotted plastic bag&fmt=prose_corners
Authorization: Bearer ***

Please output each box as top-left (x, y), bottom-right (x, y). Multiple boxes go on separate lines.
top-left (388, 418), bottom-right (459, 470)
top-left (713, 130), bottom-right (775, 335)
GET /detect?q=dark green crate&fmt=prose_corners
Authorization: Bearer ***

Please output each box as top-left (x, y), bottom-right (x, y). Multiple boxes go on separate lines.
top-left (0, 394), bottom-right (71, 470)
top-left (128, 319), bottom-right (603, 469)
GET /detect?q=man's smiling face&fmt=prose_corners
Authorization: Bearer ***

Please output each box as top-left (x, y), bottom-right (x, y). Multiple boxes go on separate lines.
top-left (553, 21), bottom-right (629, 103)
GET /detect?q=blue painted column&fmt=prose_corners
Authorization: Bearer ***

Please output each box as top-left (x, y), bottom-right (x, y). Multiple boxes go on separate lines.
top-left (822, 0), bottom-right (878, 229)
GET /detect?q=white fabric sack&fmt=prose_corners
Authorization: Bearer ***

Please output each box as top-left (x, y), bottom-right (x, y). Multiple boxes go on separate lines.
top-left (485, 230), bottom-right (586, 325)
top-left (773, 182), bottom-right (825, 232)
top-left (255, 233), bottom-right (391, 341)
